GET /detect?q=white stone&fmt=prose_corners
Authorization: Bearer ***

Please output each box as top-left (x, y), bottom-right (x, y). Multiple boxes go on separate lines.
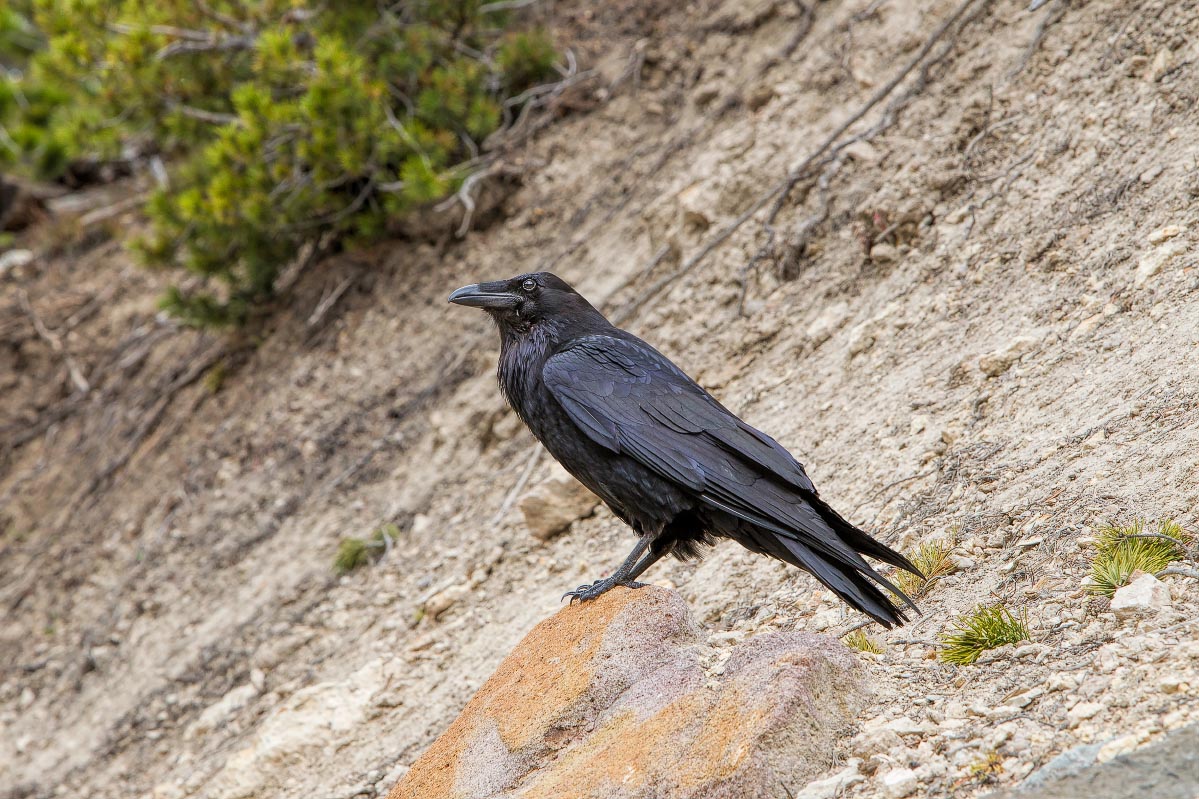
top-left (425, 584), bottom-right (468, 619)
top-left (1134, 238), bottom-right (1187, 287)
top-left (881, 767), bottom-right (919, 798)
top-left (1067, 701), bottom-right (1105, 727)
top-left (846, 303), bottom-right (898, 357)
top-left (851, 727), bottom-right (904, 758)
top-left (978, 335), bottom-right (1039, 377)
top-left (805, 301), bottom-right (851, 346)
top-left (1111, 573), bottom-right (1171, 619)
top-left (0, 249), bottom-right (34, 275)
top-left (1147, 225), bottom-right (1182, 244)
top-left (883, 716), bottom-right (929, 737)
top-left (794, 760), bottom-right (864, 798)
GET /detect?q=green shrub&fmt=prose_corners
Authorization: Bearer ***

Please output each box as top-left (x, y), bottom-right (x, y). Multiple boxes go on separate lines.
top-left (4, 1), bottom-right (559, 325)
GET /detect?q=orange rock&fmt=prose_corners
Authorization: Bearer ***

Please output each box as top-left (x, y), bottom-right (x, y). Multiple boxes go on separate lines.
top-left (387, 587), bottom-right (865, 799)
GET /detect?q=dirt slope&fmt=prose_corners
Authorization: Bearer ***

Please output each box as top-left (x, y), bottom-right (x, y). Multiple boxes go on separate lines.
top-left (2, 0), bottom-right (1198, 797)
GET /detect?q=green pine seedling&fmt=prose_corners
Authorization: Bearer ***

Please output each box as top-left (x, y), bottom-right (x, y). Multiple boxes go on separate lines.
top-left (333, 523), bottom-right (400, 575)
top-left (1087, 519), bottom-right (1190, 596)
top-left (939, 604), bottom-right (1030, 665)
top-left (844, 629), bottom-right (883, 654)
top-left (895, 534), bottom-right (959, 598)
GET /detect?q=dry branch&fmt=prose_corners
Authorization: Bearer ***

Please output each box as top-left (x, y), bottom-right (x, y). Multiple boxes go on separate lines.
top-left (17, 289), bottom-right (90, 395)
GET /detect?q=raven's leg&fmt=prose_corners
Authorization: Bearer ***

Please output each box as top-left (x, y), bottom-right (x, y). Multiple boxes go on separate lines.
top-left (562, 533), bottom-right (661, 603)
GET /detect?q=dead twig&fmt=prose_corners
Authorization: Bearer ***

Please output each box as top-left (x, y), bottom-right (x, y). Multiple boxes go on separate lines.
top-left (778, 1), bottom-right (817, 61)
top-left (307, 274), bottom-right (356, 328)
top-left (1157, 565), bottom-right (1199, 580)
top-left (433, 161), bottom-right (503, 237)
top-left (1100, 9), bottom-right (1138, 69)
top-left (169, 103), bottom-right (241, 126)
top-left (957, 140), bottom-right (1039, 239)
top-left (17, 289), bottom-right (90, 395)
top-left (480, 0), bottom-right (539, 12)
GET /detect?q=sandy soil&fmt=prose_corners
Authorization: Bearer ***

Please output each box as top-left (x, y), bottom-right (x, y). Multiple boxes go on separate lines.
top-left (2, 0), bottom-right (1198, 797)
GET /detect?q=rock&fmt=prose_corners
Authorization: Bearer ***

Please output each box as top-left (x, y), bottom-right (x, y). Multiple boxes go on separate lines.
top-left (1147, 49), bottom-right (1173, 82)
top-left (1147, 225), bottom-right (1182, 244)
top-left (869, 243), bottom-right (899, 264)
top-left (185, 683), bottom-right (259, 740)
top-left (883, 716), bottom-right (930, 737)
top-left (843, 141), bottom-right (881, 163)
top-left (677, 181), bottom-right (719, 228)
top-left (746, 84), bottom-right (777, 111)
top-left (1067, 701), bottom-right (1105, 727)
top-left (1134, 238), bottom-right (1187, 287)
top-left (387, 587), bottom-right (866, 799)
top-left (978, 335), bottom-right (1039, 377)
top-left (1159, 675), bottom-right (1186, 694)
top-left (794, 759), bottom-right (864, 798)
top-left (1096, 731), bottom-right (1149, 764)
top-left (851, 727), bottom-right (904, 758)
top-left (1111, 573), bottom-right (1171, 619)
top-left (518, 464), bottom-right (600, 541)
top-left (0, 248), bottom-right (34, 278)
top-left (424, 584), bottom-right (468, 620)
top-left (880, 767), bottom-right (918, 798)
top-left (1021, 741), bottom-right (1104, 788)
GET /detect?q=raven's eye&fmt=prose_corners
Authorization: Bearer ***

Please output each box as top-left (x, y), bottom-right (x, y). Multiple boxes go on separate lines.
top-left (521, 278), bottom-right (537, 292)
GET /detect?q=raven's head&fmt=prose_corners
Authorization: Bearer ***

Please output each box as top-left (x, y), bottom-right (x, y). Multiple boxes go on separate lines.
top-left (448, 272), bottom-right (607, 339)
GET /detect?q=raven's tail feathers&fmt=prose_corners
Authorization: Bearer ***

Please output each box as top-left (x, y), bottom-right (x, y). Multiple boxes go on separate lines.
top-left (776, 535), bottom-right (912, 628)
top-left (813, 496), bottom-right (924, 578)
top-left (702, 492), bottom-right (922, 628)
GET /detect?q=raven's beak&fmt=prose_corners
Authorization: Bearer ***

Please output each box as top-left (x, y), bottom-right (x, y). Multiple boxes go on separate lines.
top-left (448, 283), bottom-right (519, 309)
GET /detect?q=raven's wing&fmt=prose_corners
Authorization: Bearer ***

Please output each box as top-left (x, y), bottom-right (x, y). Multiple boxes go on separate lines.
top-left (542, 335), bottom-right (914, 584)
top-left (542, 334), bottom-right (917, 625)
top-left (543, 334), bottom-right (815, 490)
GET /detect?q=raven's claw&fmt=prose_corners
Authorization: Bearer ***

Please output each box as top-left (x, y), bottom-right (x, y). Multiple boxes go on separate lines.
top-left (561, 578), bottom-right (647, 604)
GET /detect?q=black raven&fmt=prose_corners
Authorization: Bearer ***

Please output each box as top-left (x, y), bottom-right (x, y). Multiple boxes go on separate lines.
top-left (450, 272), bottom-right (921, 627)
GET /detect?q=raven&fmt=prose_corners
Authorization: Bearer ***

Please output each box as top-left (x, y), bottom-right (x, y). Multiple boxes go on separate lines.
top-left (450, 272), bottom-right (921, 627)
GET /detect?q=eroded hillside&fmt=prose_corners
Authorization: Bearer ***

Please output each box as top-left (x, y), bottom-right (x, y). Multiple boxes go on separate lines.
top-left (2, 0), bottom-right (1198, 797)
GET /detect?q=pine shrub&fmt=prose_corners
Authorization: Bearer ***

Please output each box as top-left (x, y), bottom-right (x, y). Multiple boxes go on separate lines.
top-left (2, 1), bottom-right (560, 325)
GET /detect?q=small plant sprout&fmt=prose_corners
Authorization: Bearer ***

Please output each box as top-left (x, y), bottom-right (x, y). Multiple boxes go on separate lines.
top-left (332, 523), bottom-right (401, 575)
top-left (1088, 518), bottom-right (1191, 597)
top-left (843, 629), bottom-right (883, 654)
top-left (894, 533), bottom-right (959, 598)
top-left (939, 604), bottom-right (1030, 665)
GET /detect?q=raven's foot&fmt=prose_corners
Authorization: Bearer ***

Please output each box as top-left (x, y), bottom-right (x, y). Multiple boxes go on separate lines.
top-left (561, 577), bottom-right (647, 604)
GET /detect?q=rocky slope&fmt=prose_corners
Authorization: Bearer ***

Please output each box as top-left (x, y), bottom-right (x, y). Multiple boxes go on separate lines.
top-left (2, 0), bottom-right (1199, 797)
